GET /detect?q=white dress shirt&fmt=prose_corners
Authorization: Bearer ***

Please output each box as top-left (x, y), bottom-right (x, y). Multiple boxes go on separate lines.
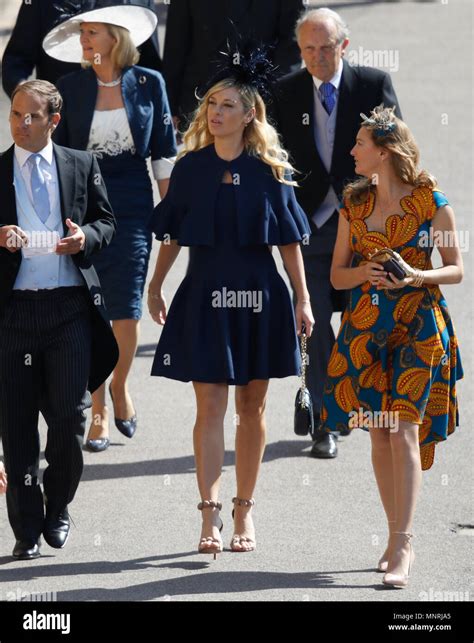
top-left (14, 140), bottom-right (58, 213)
top-left (312, 58), bottom-right (344, 94)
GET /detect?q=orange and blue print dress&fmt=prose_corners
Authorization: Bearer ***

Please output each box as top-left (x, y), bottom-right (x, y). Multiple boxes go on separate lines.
top-left (320, 187), bottom-right (463, 470)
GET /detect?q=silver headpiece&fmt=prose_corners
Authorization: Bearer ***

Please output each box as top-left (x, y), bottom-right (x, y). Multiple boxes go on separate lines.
top-left (360, 108), bottom-right (396, 137)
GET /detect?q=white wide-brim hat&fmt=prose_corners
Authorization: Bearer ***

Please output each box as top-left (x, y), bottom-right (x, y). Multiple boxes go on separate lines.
top-left (42, 5), bottom-right (157, 63)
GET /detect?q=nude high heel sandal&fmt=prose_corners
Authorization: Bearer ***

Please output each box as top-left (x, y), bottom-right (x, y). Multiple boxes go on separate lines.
top-left (230, 497), bottom-right (256, 552)
top-left (197, 500), bottom-right (223, 560)
top-left (382, 532), bottom-right (415, 588)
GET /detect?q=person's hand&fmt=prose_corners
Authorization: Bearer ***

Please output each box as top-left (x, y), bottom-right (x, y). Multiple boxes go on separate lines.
top-left (376, 272), bottom-right (416, 290)
top-left (295, 300), bottom-right (315, 337)
top-left (0, 225), bottom-right (28, 253)
top-left (56, 219), bottom-right (86, 255)
top-left (375, 251), bottom-right (419, 290)
top-left (359, 261), bottom-right (387, 286)
top-left (148, 289), bottom-right (167, 325)
top-left (0, 461), bottom-right (7, 495)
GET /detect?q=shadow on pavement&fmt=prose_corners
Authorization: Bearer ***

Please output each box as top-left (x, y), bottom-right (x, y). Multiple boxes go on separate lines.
top-left (0, 552), bottom-right (390, 598)
top-left (74, 439), bottom-right (333, 481)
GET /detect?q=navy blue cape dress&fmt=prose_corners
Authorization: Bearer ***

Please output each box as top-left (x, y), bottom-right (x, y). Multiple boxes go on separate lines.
top-left (148, 143), bottom-right (312, 385)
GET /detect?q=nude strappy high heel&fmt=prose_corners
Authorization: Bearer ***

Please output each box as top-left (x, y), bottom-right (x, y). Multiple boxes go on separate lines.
top-left (230, 497), bottom-right (256, 552)
top-left (382, 532), bottom-right (415, 588)
top-left (377, 520), bottom-right (396, 572)
top-left (197, 500), bottom-right (223, 560)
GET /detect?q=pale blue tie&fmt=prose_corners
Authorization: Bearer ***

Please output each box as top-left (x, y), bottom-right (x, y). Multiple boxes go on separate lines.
top-left (320, 82), bottom-right (336, 115)
top-left (28, 153), bottom-right (50, 223)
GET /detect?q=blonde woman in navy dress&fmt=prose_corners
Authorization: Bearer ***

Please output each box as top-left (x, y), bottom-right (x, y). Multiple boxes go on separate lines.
top-left (44, 3), bottom-right (177, 451)
top-left (147, 52), bottom-right (315, 556)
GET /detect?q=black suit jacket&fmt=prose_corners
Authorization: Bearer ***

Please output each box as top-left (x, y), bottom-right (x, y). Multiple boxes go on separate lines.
top-left (271, 60), bottom-right (402, 221)
top-left (0, 143), bottom-right (119, 393)
top-left (163, 0), bottom-right (304, 119)
top-left (1, 0), bottom-right (162, 97)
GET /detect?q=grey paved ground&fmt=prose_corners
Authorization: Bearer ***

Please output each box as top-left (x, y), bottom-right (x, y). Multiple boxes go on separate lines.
top-left (0, 0), bottom-right (472, 610)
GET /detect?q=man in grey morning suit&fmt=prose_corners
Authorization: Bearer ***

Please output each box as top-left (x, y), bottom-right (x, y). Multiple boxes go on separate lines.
top-left (271, 9), bottom-right (401, 458)
top-left (0, 80), bottom-right (118, 559)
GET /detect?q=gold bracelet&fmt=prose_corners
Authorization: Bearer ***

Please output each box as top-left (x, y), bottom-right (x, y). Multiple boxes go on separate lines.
top-left (299, 299), bottom-right (311, 304)
top-left (148, 291), bottom-right (161, 300)
top-left (411, 269), bottom-right (425, 288)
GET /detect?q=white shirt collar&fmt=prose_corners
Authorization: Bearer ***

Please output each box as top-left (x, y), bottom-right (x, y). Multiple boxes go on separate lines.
top-left (312, 59), bottom-right (344, 91)
top-left (14, 140), bottom-right (54, 168)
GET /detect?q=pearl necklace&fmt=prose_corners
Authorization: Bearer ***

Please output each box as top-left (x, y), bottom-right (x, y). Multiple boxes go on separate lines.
top-left (97, 76), bottom-right (122, 88)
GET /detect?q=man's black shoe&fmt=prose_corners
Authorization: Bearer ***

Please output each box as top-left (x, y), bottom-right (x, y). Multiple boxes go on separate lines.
top-left (43, 508), bottom-right (70, 549)
top-left (310, 432), bottom-right (338, 458)
top-left (12, 539), bottom-right (41, 560)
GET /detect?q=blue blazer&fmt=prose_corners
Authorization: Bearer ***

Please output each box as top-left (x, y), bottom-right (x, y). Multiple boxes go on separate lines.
top-left (54, 65), bottom-right (177, 161)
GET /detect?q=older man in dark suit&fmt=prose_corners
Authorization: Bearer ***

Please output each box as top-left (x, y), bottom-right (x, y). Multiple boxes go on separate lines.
top-left (271, 8), bottom-right (401, 458)
top-left (1, 0), bottom-right (162, 97)
top-left (163, 0), bottom-right (304, 127)
top-left (0, 79), bottom-right (118, 559)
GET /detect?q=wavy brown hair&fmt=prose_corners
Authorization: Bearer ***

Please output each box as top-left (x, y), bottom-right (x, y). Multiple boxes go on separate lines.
top-left (179, 78), bottom-right (297, 186)
top-left (343, 105), bottom-right (437, 205)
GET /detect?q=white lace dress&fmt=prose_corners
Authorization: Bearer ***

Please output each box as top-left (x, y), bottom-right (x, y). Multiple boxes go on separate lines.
top-left (87, 108), bottom-right (172, 179)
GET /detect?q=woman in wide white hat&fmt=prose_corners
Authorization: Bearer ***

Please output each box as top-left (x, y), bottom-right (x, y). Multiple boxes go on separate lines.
top-left (44, 2), bottom-right (177, 452)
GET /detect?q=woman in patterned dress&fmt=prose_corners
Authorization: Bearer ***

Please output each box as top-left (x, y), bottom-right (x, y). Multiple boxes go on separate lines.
top-left (320, 106), bottom-right (464, 588)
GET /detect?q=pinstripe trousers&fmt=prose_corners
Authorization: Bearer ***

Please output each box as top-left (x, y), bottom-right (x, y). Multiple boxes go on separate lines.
top-left (0, 286), bottom-right (92, 541)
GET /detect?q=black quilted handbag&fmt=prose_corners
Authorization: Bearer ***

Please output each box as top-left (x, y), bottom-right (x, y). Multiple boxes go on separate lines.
top-left (294, 330), bottom-right (314, 436)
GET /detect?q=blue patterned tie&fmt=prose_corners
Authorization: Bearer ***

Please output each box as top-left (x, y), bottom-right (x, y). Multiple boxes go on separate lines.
top-left (28, 153), bottom-right (50, 223)
top-left (320, 82), bottom-right (336, 115)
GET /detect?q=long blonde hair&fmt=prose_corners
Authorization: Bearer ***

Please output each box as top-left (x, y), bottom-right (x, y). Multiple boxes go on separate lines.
top-left (344, 105), bottom-right (437, 205)
top-left (179, 79), bottom-right (297, 186)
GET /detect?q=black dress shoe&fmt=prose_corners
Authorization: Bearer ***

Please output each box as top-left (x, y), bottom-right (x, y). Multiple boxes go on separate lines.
top-left (12, 539), bottom-right (41, 560)
top-left (43, 508), bottom-right (70, 549)
top-left (310, 432), bottom-right (338, 458)
top-left (109, 384), bottom-right (137, 438)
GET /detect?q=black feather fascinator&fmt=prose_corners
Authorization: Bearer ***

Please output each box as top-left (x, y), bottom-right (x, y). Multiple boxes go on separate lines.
top-left (196, 39), bottom-right (279, 105)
